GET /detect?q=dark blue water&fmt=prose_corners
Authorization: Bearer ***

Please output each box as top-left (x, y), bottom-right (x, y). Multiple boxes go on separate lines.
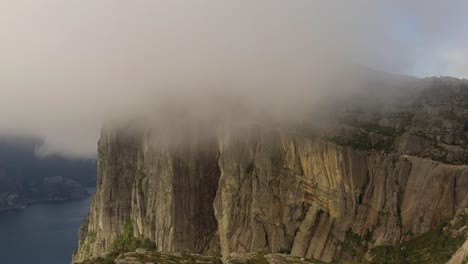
top-left (0, 188), bottom-right (94, 264)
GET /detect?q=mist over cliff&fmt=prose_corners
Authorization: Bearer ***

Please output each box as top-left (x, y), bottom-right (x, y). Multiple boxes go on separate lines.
top-left (73, 74), bottom-right (468, 263)
top-left (2, 1), bottom-right (466, 263)
top-left (2, 1), bottom-right (468, 157)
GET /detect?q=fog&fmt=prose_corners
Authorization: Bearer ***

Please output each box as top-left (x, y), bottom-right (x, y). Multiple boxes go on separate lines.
top-left (1, 1), bottom-right (467, 157)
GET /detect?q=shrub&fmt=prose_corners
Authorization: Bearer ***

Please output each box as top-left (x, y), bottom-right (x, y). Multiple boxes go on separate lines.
top-left (245, 162), bottom-right (256, 174)
top-left (111, 218), bottom-right (156, 252)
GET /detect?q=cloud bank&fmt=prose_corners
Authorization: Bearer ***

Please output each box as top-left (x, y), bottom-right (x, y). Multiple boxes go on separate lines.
top-left (0, 1), bottom-right (467, 157)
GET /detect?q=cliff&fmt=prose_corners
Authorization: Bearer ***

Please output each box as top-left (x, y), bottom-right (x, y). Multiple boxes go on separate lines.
top-left (73, 127), bottom-right (467, 263)
top-left (73, 77), bottom-right (468, 263)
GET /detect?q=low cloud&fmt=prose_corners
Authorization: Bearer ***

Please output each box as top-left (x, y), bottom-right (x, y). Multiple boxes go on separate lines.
top-left (0, 1), bottom-right (467, 157)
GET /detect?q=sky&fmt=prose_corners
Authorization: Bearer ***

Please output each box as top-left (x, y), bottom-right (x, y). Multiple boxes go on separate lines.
top-left (1, 1), bottom-right (468, 158)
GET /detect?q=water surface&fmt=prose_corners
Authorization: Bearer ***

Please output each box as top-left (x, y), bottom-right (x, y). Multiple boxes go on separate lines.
top-left (0, 188), bottom-right (94, 264)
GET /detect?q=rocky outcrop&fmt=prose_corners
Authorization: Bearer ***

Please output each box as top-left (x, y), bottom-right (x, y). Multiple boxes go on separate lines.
top-left (448, 239), bottom-right (468, 264)
top-left (75, 248), bottom-right (323, 264)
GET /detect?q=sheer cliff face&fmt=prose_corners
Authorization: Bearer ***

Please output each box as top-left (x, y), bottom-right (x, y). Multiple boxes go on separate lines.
top-left (74, 127), bottom-right (221, 261)
top-left (73, 124), bottom-right (468, 263)
top-left (214, 128), bottom-right (467, 262)
top-left (73, 78), bottom-right (468, 263)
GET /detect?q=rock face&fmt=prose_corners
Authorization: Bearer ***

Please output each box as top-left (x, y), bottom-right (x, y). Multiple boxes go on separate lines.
top-left (214, 129), bottom-right (467, 262)
top-left (73, 127), bottom-right (468, 263)
top-left (73, 77), bottom-right (468, 263)
top-left (74, 127), bottom-right (221, 260)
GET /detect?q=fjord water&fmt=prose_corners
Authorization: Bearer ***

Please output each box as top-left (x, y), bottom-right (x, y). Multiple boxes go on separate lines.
top-left (0, 188), bottom-right (94, 264)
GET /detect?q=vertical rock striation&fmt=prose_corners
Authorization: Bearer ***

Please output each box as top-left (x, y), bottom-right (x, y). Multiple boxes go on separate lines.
top-left (214, 128), bottom-right (467, 262)
top-left (74, 126), bottom-right (221, 261)
top-left (73, 124), bottom-right (468, 263)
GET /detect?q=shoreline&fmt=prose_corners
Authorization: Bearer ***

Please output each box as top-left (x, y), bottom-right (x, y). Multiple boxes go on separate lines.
top-left (0, 188), bottom-right (94, 212)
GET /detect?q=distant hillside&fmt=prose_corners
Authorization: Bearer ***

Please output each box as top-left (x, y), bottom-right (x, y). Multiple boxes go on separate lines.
top-left (0, 136), bottom-right (96, 210)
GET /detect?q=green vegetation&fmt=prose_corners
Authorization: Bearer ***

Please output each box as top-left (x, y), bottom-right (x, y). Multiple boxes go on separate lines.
top-left (327, 133), bottom-right (394, 152)
top-left (79, 218), bottom-right (158, 263)
top-left (111, 251), bottom-right (222, 264)
top-left (331, 213), bottom-right (467, 263)
top-left (327, 133), bottom-right (370, 151)
top-left (137, 176), bottom-right (145, 196)
top-left (364, 229), bottom-right (373, 243)
top-left (346, 228), bottom-right (364, 244)
top-left (332, 228), bottom-right (370, 263)
top-left (78, 251), bottom-right (224, 264)
top-left (228, 252), bottom-right (326, 264)
top-left (245, 162), bottom-right (256, 174)
top-left (111, 218), bottom-right (156, 253)
top-left (324, 120), bottom-right (402, 152)
top-left (86, 252), bottom-right (119, 264)
top-left (229, 253), bottom-right (269, 264)
top-left (460, 152), bottom-right (468, 165)
top-left (87, 231), bottom-right (97, 243)
top-left (325, 120), bottom-right (398, 152)
top-left (347, 121), bottom-right (399, 137)
top-left (429, 146), bottom-right (448, 162)
top-left (370, 214), bottom-right (467, 264)
top-left (396, 207), bottom-right (403, 228)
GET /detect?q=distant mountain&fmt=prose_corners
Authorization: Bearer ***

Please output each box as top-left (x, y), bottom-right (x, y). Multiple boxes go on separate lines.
top-left (0, 136), bottom-right (96, 211)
